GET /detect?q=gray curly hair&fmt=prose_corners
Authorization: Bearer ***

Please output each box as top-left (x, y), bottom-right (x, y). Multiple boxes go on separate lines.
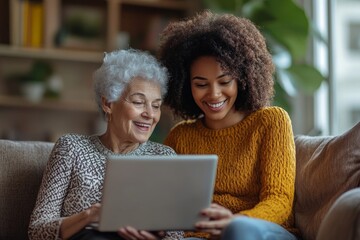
top-left (93, 49), bottom-right (168, 117)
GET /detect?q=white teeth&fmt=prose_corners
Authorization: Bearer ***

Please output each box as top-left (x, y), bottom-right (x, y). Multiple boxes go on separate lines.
top-left (136, 122), bottom-right (150, 127)
top-left (208, 101), bottom-right (225, 108)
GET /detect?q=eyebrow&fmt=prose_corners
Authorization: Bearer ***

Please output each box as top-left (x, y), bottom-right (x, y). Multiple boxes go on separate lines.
top-left (129, 92), bottom-right (145, 97)
top-left (129, 93), bottom-right (162, 102)
top-left (191, 73), bottom-right (229, 81)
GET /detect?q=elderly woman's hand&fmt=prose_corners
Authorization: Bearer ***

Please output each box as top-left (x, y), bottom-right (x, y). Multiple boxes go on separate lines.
top-left (60, 203), bottom-right (101, 239)
top-left (85, 203), bottom-right (101, 223)
top-left (118, 226), bottom-right (165, 240)
top-left (195, 203), bottom-right (235, 239)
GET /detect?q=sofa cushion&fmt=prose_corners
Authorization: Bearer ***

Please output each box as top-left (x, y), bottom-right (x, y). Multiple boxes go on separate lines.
top-left (316, 188), bottom-right (360, 240)
top-left (294, 122), bottom-right (360, 240)
top-left (0, 140), bottom-right (53, 240)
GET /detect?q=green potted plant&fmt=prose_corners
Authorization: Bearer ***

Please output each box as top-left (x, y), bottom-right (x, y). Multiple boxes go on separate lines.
top-left (20, 60), bottom-right (53, 103)
top-left (202, 0), bottom-right (326, 113)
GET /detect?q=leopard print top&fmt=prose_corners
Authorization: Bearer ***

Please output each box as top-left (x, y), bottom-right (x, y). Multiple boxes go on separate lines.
top-left (28, 133), bottom-right (184, 240)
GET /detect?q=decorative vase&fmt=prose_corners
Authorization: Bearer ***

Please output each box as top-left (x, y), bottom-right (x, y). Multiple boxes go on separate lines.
top-left (21, 82), bottom-right (45, 103)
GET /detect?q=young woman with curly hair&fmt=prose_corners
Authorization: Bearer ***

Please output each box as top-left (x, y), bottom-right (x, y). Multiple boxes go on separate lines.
top-left (158, 10), bottom-right (298, 240)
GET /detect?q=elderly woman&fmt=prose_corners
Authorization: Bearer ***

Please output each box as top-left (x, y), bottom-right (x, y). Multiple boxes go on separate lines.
top-left (28, 49), bottom-right (183, 240)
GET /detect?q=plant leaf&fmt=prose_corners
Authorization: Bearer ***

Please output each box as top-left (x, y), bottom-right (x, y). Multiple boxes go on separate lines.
top-left (273, 81), bottom-right (292, 113)
top-left (276, 69), bottom-right (297, 97)
top-left (203, 0), bottom-right (246, 13)
top-left (284, 64), bottom-right (325, 94)
top-left (247, 0), bottom-right (309, 60)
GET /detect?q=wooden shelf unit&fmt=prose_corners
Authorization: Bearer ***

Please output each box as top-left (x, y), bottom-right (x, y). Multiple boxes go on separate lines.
top-left (0, 95), bottom-right (98, 113)
top-left (0, 0), bottom-right (200, 141)
top-left (0, 44), bottom-right (103, 63)
top-left (6, 0), bottom-right (197, 52)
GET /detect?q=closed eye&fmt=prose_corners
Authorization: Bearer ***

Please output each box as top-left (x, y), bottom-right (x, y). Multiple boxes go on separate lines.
top-left (132, 101), bottom-right (145, 105)
top-left (152, 105), bottom-right (161, 110)
top-left (194, 83), bottom-right (208, 88)
top-left (220, 80), bottom-right (233, 85)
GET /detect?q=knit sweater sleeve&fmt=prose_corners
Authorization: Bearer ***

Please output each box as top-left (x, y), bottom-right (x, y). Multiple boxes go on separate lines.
top-left (28, 135), bottom-right (75, 240)
top-left (240, 107), bottom-right (296, 225)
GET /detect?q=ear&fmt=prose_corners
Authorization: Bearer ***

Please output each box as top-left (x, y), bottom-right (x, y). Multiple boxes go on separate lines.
top-left (101, 96), bottom-right (112, 114)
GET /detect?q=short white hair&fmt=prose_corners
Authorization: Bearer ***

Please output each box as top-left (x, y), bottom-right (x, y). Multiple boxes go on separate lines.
top-left (93, 49), bottom-right (168, 117)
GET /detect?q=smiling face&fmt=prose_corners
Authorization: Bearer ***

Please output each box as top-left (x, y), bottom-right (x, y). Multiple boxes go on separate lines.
top-left (190, 56), bottom-right (244, 129)
top-left (103, 77), bottom-right (162, 148)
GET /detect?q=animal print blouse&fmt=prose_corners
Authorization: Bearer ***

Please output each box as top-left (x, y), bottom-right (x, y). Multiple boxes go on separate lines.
top-left (28, 133), bottom-right (184, 240)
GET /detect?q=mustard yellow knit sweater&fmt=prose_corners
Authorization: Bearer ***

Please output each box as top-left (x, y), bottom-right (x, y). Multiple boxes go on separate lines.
top-left (164, 107), bottom-right (297, 238)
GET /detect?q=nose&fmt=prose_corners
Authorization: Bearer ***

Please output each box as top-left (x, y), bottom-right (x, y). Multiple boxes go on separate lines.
top-left (209, 84), bottom-right (221, 98)
top-left (142, 103), bottom-right (155, 118)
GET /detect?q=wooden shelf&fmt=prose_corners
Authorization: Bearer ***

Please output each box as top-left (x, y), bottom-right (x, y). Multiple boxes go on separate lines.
top-left (120, 0), bottom-right (191, 10)
top-left (0, 95), bottom-right (98, 113)
top-left (0, 45), bottom-right (103, 63)
top-left (0, 0), bottom-right (199, 140)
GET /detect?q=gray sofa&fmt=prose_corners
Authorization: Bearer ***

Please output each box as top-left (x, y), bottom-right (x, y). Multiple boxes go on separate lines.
top-left (0, 122), bottom-right (359, 240)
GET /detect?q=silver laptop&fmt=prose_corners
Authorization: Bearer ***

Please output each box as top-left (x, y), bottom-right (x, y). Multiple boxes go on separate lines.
top-left (96, 154), bottom-right (218, 232)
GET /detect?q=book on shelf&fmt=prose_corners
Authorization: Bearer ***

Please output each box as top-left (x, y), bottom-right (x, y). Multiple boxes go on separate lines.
top-left (10, 0), bottom-right (22, 46)
top-left (29, 1), bottom-right (43, 47)
top-left (43, 0), bottom-right (60, 49)
top-left (10, 0), bottom-right (44, 48)
top-left (21, 0), bottom-right (30, 46)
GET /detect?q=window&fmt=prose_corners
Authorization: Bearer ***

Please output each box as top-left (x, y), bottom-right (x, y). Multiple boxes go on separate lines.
top-left (299, 0), bottom-right (359, 136)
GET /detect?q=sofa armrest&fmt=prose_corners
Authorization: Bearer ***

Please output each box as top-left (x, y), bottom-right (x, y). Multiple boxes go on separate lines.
top-left (294, 122), bottom-right (360, 240)
top-left (0, 139), bottom-right (54, 240)
top-left (317, 188), bottom-right (360, 240)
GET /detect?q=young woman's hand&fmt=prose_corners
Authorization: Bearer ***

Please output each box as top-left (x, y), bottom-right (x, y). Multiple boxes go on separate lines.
top-left (118, 226), bottom-right (165, 240)
top-left (195, 203), bottom-right (235, 239)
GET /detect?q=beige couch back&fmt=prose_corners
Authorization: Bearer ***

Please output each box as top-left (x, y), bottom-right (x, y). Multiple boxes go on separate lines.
top-left (0, 140), bottom-right (53, 240)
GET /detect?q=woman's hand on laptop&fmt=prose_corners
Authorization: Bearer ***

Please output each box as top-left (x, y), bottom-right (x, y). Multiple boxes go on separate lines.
top-left (118, 226), bottom-right (165, 240)
top-left (86, 203), bottom-right (101, 223)
top-left (195, 203), bottom-right (234, 238)
top-left (60, 203), bottom-right (101, 239)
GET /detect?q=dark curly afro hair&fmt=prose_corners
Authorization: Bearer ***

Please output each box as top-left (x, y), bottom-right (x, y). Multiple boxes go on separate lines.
top-left (158, 10), bottom-right (275, 120)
